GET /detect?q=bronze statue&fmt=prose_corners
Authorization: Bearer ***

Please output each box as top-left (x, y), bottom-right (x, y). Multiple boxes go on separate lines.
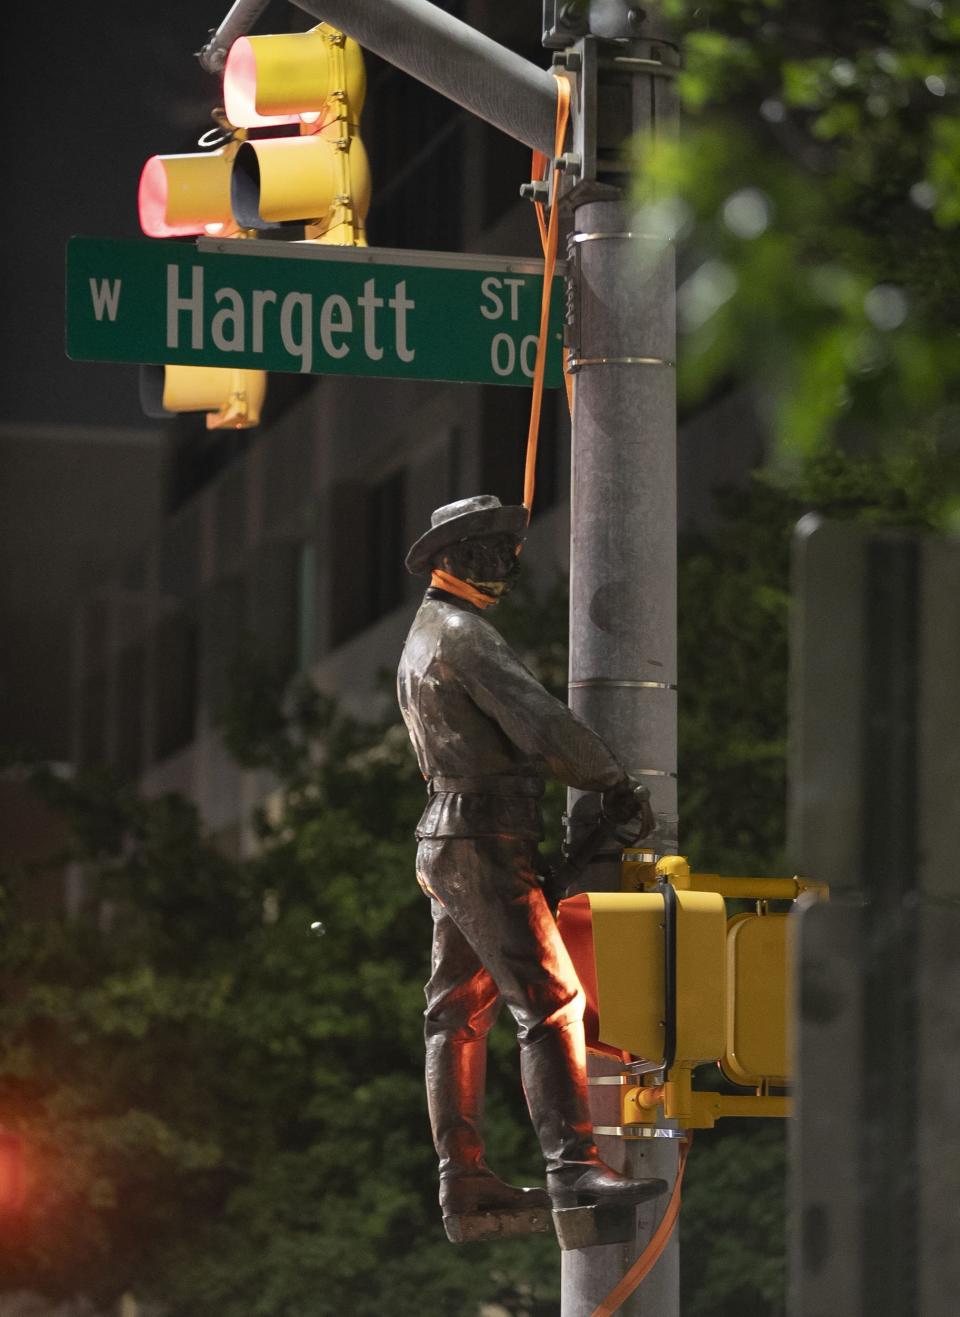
top-left (398, 495), bottom-right (666, 1238)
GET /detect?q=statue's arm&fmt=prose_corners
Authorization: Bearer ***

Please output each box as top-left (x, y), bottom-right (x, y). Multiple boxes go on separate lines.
top-left (443, 616), bottom-right (626, 791)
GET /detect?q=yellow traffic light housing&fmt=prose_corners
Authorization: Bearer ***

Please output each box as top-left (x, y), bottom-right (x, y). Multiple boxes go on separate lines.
top-left (137, 146), bottom-right (243, 239)
top-left (224, 25), bottom-right (369, 246)
top-left (564, 889), bottom-right (726, 1068)
top-left (723, 909), bottom-right (789, 1086)
top-left (558, 857), bottom-right (827, 1131)
top-left (140, 363), bottom-right (266, 430)
top-left (136, 113), bottom-right (267, 428)
top-left (231, 122), bottom-right (371, 244)
top-left (223, 23), bottom-right (366, 127)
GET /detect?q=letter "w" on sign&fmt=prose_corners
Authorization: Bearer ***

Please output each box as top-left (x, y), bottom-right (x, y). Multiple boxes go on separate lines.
top-left (89, 278), bottom-right (121, 322)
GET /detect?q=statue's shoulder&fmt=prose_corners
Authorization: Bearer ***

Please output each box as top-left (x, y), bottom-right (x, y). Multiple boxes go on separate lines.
top-left (438, 603), bottom-right (504, 657)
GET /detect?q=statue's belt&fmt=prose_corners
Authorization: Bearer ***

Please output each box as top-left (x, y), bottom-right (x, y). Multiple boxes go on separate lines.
top-left (428, 774), bottom-right (545, 798)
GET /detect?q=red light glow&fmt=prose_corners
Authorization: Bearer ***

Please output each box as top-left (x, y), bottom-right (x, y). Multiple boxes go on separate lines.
top-left (138, 157), bottom-right (200, 238)
top-left (137, 153), bottom-right (235, 239)
top-left (0, 1132), bottom-right (25, 1212)
top-left (223, 38), bottom-right (300, 128)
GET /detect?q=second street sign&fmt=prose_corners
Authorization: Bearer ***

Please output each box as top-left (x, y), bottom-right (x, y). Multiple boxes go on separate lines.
top-left (66, 236), bottom-right (565, 388)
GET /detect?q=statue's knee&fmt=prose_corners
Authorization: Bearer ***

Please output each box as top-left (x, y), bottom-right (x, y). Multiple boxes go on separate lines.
top-left (515, 985), bottom-right (585, 1044)
top-left (424, 997), bottom-right (497, 1043)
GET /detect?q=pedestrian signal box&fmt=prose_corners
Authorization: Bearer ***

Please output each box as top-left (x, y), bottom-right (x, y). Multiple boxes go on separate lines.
top-left (724, 910), bottom-right (789, 1086)
top-left (558, 858), bottom-right (826, 1130)
top-left (559, 889), bottom-right (726, 1069)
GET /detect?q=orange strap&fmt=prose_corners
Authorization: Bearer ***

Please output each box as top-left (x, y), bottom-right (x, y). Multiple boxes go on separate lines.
top-left (430, 569), bottom-right (496, 610)
top-left (522, 73), bottom-right (572, 523)
top-left (590, 1138), bottom-right (692, 1317)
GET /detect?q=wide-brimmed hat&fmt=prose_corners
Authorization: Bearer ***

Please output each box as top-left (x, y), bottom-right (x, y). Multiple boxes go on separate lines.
top-left (405, 494), bottom-right (528, 574)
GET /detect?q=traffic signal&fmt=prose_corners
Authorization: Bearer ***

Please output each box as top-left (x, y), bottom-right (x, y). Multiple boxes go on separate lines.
top-left (723, 909), bottom-right (789, 1085)
top-left (557, 857), bottom-right (823, 1129)
top-left (223, 24), bottom-right (370, 246)
top-left (138, 145), bottom-right (241, 239)
top-left (137, 117), bottom-right (267, 427)
top-left (139, 363), bottom-right (266, 430)
top-left (558, 888), bottom-right (727, 1069)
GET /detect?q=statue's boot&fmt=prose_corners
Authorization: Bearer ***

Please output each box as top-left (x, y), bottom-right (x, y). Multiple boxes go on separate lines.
top-left (427, 1034), bottom-right (549, 1240)
top-left (439, 1173), bottom-right (549, 1215)
top-left (546, 1163), bottom-right (669, 1209)
top-left (520, 1021), bottom-right (668, 1210)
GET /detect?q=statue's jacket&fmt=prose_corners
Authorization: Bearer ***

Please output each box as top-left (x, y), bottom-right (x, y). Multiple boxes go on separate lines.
top-left (398, 589), bottom-right (624, 841)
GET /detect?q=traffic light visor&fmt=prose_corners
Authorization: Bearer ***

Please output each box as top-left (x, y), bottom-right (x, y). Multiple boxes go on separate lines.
top-left (231, 130), bottom-right (371, 229)
top-left (140, 365), bottom-right (266, 429)
top-left (223, 27), bottom-right (366, 128)
top-left (138, 150), bottom-right (236, 238)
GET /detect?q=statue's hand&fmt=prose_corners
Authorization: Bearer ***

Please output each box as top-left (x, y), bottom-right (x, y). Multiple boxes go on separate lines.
top-left (601, 779), bottom-right (655, 839)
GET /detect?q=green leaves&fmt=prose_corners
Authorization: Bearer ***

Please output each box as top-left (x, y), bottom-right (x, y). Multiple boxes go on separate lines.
top-left (636, 0), bottom-right (960, 469)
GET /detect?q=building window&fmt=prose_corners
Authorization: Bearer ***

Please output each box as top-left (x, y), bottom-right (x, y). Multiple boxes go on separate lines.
top-left (248, 542), bottom-right (301, 683)
top-left (365, 67), bottom-right (463, 252)
top-left (480, 386), bottom-right (561, 515)
top-left (328, 470), bottom-right (407, 648)
top-left (152, 610), bottom-right (198, 762)
top-left (297, 541), bottom-right (319, 672)
top-left (116, 643), bottom-right (146, 780)
top-left (366, 470), bottom-right (407, 623)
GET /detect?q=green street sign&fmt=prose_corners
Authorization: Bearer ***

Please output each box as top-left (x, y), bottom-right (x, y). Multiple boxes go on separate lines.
top-left (66, 236), bottom-right (564, 388)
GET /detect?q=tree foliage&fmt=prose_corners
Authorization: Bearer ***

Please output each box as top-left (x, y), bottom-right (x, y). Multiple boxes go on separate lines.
top-left (0, 694), bottom-right (560, 1315)
top-left (640, 0), bottom-right (960, 514)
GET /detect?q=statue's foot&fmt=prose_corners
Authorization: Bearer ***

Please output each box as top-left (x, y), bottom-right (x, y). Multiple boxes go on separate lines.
top-left (546, 1163), bottom-right (668, 1210)
top-left (440, 1172), bottom-right (551, 1243)
top-left (440, 1171), bottom-right (550, 1215)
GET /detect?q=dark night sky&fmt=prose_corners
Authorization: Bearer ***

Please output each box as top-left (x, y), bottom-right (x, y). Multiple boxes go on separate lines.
top-left (1, 2), bottom-right (241, 428)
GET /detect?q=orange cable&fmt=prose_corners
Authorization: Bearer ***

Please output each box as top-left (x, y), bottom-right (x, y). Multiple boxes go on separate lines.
top-left (590, 1137), bottom-right (692, 1317)
top-left (522, 73), bottom-right (571, 523)
top-left (430, 569), bottom-right (497, 610)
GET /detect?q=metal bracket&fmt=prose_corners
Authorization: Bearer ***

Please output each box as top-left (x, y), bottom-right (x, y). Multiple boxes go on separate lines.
top-left (542, 0), bottom-right (589, 50)
top-left (660, 879), bottom-right (677, 1078)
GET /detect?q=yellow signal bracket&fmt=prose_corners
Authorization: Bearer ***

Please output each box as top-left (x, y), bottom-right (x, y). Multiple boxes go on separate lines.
top-left (621, 1069), bottom-right (792, 1133)
top-left (301, 31), bottom-right (368, 247)
top-left (623, 853), bottom-right (829, 905)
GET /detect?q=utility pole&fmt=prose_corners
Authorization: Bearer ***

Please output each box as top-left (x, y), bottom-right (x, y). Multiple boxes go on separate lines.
top-left (271, 1), bottom-right (682, 1311)
top-left (560, 4), bottom-right (681, 1313)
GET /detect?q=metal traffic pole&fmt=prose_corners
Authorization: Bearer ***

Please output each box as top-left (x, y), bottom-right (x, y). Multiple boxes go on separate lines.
top-left (560, 3), bottom-right (681, 1313)
top-left (198, 0), bottom-right (273, 73)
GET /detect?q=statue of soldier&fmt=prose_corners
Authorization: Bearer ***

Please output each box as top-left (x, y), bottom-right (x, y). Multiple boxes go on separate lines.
top-left (398, 495), bottom-right (667, 1236)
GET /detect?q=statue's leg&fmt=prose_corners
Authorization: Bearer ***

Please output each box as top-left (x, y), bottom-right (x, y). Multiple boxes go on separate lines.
top-left (422, 894), bottom-right (501, 1181)
top-left (419, 840), bottom-right (552, 1235)
top-left (423, 836), bottom-right (666, 1209)
top-left (419, 834), bottom-right (597, 1172)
